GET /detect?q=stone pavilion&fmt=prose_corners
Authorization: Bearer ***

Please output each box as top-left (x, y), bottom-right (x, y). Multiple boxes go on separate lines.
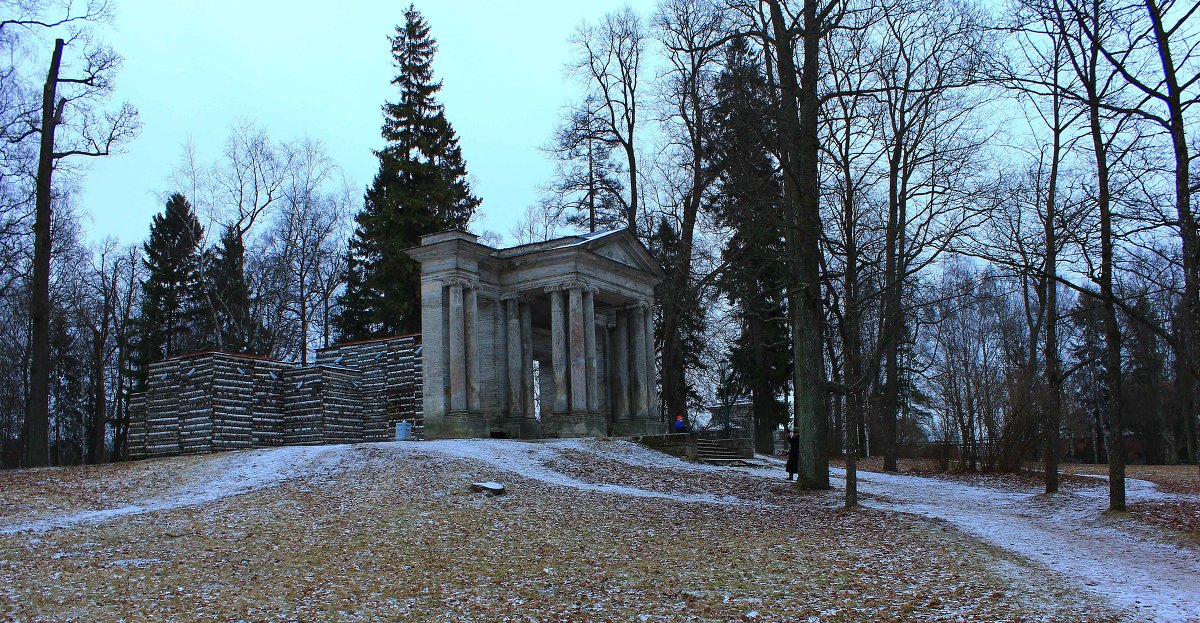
top-left (405, 228), bottom-right (665, 439)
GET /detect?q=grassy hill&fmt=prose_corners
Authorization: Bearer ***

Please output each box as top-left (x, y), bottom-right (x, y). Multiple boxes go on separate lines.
top-left (0, 440), bottom-right (1129, 622)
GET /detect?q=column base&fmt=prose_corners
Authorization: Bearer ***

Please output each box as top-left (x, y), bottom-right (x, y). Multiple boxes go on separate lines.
top-left (423, 411), bottom-right (489, 439)
top-left (609, 418), bottom-right (664, 437)
top-left (501, 417), bottom-right (543, 439)
top-left (542, 411), bottom-right (608, 438)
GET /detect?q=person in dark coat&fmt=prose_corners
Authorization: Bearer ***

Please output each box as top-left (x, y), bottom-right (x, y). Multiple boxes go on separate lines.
top-left (785, 428), bottom-right (799, 480)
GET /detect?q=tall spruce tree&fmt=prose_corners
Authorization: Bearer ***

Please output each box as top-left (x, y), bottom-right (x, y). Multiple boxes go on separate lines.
top-left (711, 40), bottom-right (792, 453)
top-left (336, 5), bottom-right (480, 339)
top-left (136, 193), bottom-right (204, 384)
top-left (650, 217), bottom-right (708, 419)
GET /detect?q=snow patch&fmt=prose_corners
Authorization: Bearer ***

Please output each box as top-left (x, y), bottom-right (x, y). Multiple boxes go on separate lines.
top-left (392, 439), bottom-right (746, 506)
top-left (834, 467), bottom-right (1200, 622)
top-left (0, 444), bottom-right (356, 536)
top-left (110, 558), bottom-right (165, 567)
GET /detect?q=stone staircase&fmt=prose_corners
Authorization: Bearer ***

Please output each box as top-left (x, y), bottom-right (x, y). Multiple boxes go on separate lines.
top-left (695, 437), bottom-right (764, 466)
top-left (632, 433), bottom-right (768, 467)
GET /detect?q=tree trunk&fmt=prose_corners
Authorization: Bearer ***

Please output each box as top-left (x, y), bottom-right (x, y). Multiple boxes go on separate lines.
top-left (1144, 0), bottom-right (1198, 468)
top-left (299, 276), bottom-right (309, 365)
top-left (766, 0), bottom-right (830, 490)
top-left (623, 141), bottom-right (638, 235)
top-left (1043, 47), bottom-right (1065, 493)
top-left (881, 136), bottom-right (905, 472)
top-left (843, 229), bottom-right (864, 506)
top-left (1082, 5), bottom-right (1125, 509)
top-left (23, 38), bottom-right (64, 468)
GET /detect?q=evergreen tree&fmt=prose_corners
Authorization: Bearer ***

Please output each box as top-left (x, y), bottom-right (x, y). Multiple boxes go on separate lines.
top-left (650, 217), bottom-right (707, 416)
top-left (1069, 292), bottom-right (1110, 464)
top-left (201, 225), bottom-right (252, 353)
top-left (135, 193), bottom-right (204, 384)
top-left (1123, 295), bottom-right (1168, 463)
top-left (711, 40), bottom-right (792, 453)
top-left (336, 5), bottom-right (481, 339)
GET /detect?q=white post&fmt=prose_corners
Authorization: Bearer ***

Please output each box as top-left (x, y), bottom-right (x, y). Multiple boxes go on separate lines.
top-left (569, 287), bottom-right (587, 413)
top-left (520, 301), bottom-right (535, 419)
top-left (631, 305), bottom-right (648, 419)
top-left (421, 279), bottom-right (446, 419)
top-left (614, 312), bottom-right (631, 420)
top-left (505, 295), bottom-right (523, 419)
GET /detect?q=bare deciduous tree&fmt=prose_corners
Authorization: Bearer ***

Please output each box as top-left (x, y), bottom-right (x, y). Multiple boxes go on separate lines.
top-left (20, 25), bottom-right (138, 466)
top-left (568, 6), bottom-right (647, 234)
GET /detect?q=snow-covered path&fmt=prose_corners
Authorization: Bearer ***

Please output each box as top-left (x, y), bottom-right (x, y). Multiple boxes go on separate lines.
top-left (839, 466), bottom-right (1200, 622)
top-left (0, 444), bottom-right (353, 536)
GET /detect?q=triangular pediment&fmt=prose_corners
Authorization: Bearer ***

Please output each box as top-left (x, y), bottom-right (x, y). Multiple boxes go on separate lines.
top-left (593, 241), bottom-right (638, 266)
top-left (581, 230), bottom-right (665, 278)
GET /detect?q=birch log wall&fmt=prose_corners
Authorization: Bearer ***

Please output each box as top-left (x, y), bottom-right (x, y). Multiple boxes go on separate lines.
top-left (126, 336), bottom-right (423, 459)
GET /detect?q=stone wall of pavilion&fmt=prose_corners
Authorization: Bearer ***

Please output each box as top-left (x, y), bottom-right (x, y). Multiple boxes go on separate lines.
top-left (406, 228), bottom-right (664, 440)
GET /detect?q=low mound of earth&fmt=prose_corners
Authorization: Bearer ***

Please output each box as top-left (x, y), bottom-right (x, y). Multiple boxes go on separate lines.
top-left (0, 439), bottom-right (1195, 622)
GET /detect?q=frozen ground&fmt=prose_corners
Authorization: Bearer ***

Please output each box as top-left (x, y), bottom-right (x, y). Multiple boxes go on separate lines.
top-left (411, 440), bottom-right (1200, 622)
top-left (824, 463), bottom-right (1200, 622)
top-left (0, 444), bottom-right (353, 535)
top-left (1, 438), bottom-right (1196, 621)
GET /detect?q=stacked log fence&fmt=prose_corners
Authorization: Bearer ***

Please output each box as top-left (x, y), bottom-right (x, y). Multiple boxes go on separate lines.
top-left (316, 334), bottom-right (423, 440)
top-left (126, 392), bottom-right (147, 460)
top-left (125, 335), bottom-right (423, 460)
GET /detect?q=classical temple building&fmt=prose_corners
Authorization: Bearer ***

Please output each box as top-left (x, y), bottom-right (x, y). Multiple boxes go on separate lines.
top-left (406, 228), bottom-right (664, 439)
top-left (125, 228), bottom-right (664, 458)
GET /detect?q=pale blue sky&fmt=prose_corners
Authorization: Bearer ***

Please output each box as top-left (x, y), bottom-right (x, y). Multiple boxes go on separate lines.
top-left (78, 0), bottom-right (657, 245)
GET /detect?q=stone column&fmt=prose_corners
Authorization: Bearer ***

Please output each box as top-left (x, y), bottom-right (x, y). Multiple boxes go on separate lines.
top-left (613, 312), bottom-right (630, 420)
top-left (421, 279), bottom-right (446, 419)
top-left (550, 288), bottom-right (569, 413)
top-left (520, 301), bottom-right (534, 419)
top-left (643, 303), bottom-right (658, 421)
top-left (584, 289), bottom-right (598, 414)
top-left (495, 294), bottom-right (508, 418)
top-left (631, 305), bottom-right (648, 419)
top-left (447, 280), bottom-right (467, 414)
top-left (569, 287), bottom-right (587, 414)
top-left (464, 284), bottom-right (480, 413)
top-left (504, 295), bottom-right (523, 419)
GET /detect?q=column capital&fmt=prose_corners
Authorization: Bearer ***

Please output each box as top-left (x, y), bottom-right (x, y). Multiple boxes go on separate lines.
top-left (500, 290), bottom-right (527, 302)
top-left (624, 298), bottom-right (654, 312)
top-left (546, 279), bottom-right (597, 294)
top-left (441, 276), bottom-right (479, 289)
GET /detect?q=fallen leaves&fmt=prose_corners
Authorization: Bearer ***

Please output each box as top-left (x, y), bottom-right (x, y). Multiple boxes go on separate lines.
top-left (0, 441), bottom-right (1123, 622)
